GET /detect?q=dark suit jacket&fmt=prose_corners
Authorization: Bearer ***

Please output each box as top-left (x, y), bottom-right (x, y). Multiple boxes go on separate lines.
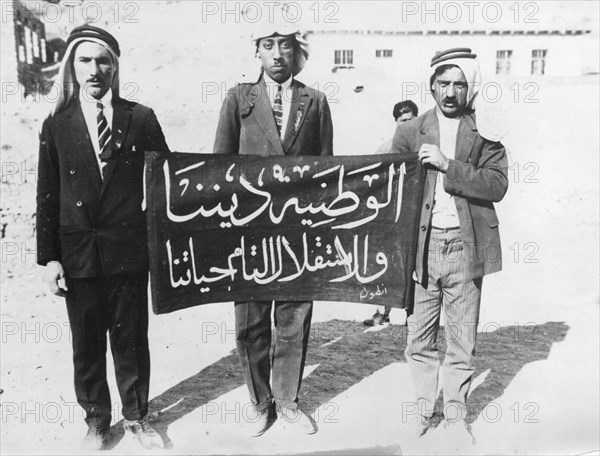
top-left (392, 108), bottom-right (508, 282)
top-left (36, 96), bottom-right (169, 278)
top-left (213, 78), bottom-right (333, 157)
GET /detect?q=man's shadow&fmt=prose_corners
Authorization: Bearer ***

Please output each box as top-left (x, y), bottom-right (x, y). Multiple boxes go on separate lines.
top-left (106, 319), bottom-right (568, 449)
top-left (298, 320), bottom-right (568, 425)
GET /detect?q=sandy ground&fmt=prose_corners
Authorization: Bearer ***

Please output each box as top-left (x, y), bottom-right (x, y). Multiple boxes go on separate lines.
top-left (1, 2), bottom-right (599, 455)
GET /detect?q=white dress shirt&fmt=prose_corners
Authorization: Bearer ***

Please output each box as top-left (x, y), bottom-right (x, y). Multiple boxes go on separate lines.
top-left (80, 89), bottom-right (113, 175)
top-left (263, 73), bottom-right (292, 140)
top-left (431, 107), bottom-right (460, 228)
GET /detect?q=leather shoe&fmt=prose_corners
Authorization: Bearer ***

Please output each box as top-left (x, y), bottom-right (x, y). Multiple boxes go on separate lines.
top-left (123, 415), bottom-right (164, 449)
top-left (245, 404), bottom-right (276, 437)
top-left (430, 418), bottom-right (476, 447)
top-left (277, 406), bottom-right (317, 434)
top-left (80, 425), bottom-right (109, 451)
top-left (401, 414), bottom-right (435, 441)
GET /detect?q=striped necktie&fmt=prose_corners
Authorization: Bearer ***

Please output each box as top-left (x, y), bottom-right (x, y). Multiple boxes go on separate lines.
top-left (273, 84), bottom-right (283, 136)
top-left (96, 101), bottom-right (111, 161)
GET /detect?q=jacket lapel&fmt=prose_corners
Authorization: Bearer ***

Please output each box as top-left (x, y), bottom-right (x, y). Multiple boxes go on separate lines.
top-left (252, 79), bottom-right (285, 155)
top-left (455, 112), bottom-right (478, 163)
top-left (419, 109), bottom-right (440, 148)
top-left (282, 81), bottom-right (313, 153)
top-left (64, 102), bottom-right (103, 192)
top-left (100, 97), bottom-right (132, 197)
top-left (420, 109), bottom-right (477, 163)
top-left (421, 109), bottom-right (441, 207)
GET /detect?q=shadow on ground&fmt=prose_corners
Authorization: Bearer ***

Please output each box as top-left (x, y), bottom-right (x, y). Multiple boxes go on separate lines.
top-left (106, 319), bottom-right (568, 449)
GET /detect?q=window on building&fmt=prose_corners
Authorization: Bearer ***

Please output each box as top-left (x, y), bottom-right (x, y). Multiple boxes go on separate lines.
top-left (531, 49), bottom-right (547, 75)
top-left (334, 49), bottom-right (354, 65)
top-left (40, 38), bottom-right (47, 63)
top-left (18, 44), bottom-right (26, 62)
top-left (496, 50), bottom-right (512, 75)
top-left (375, 49), bottom-right (393, 58)
top-left (32, 31), bottom-right (40, 59)
top-left (24, 26), bottom-right (34, 65)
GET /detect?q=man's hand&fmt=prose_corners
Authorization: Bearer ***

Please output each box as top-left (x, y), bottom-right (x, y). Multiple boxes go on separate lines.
top-left (418, 144), bottom-right (449, 172)
top-left (45, 261), bottom-right (68, 297)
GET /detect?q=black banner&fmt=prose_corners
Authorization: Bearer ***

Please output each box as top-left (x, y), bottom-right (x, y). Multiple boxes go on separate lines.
top-left (145, 152), bottom-right (421, 315)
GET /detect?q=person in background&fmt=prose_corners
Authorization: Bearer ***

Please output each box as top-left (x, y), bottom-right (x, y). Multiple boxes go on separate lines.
top-left (364, 100), bottom-right (418, 327)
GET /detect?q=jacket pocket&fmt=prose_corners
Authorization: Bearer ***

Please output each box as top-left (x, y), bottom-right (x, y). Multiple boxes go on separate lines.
top-left (482, 209), bottom-right (499, 228)
top-left (58, 225), bottom-right (91, 234)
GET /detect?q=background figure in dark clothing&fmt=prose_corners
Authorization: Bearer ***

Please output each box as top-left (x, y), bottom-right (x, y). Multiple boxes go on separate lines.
top-left (364, 100), bottom-right (418, 327)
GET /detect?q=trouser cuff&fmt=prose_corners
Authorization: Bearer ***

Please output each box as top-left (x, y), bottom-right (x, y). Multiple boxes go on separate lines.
top-left (274, 398), bottom-right (299, 412)
top-left (254, 398), bottom-right (274, 413)
top-left (122, 407), bottom-right (148, 422)
top-left (85, 415), bottom-right (111, 428)
top-left (443, 401), bottom-right (467, 422)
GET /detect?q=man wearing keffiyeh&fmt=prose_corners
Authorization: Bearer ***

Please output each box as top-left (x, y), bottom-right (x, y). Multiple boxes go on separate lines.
top-left (393, 48), bottom-right (509, 445)
top-left (213, 24), bottom-right (333, 438)
top-left (36, 24), bottom-right (169, 451)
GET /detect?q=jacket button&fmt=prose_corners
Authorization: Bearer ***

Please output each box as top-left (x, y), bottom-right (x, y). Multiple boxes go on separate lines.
top-left (69, 169), bottom-right (75, 175)
top-left (425, 203), bottom-right (430, 210)
top-left (421, 226), bottom-right (427, 231)
top-left (76, 201), bottom-right (83, 207)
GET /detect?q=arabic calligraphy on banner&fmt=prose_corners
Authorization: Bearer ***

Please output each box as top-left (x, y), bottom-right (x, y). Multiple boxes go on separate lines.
top-left (145, 152), bottom-right (422, 315)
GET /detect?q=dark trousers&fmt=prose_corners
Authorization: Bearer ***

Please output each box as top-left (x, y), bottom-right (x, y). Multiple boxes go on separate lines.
top-left (65, 272), bottom-right (150, 426)
top-left (235, 300), bottom-right (312, 411)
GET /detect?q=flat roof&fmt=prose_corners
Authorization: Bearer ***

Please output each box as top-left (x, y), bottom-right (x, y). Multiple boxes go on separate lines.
top-left (307, 29), bottom-right (592, 36)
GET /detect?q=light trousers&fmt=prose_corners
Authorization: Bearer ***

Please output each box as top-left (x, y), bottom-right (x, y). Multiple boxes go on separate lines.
top-left (405, 227), bottom-right (482, 421)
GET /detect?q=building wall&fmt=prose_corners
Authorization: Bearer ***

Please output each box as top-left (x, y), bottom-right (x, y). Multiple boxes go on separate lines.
top-left (12, 0), bottom-right (49, 95)
top-left (307, 31), bottom-right (590, 81)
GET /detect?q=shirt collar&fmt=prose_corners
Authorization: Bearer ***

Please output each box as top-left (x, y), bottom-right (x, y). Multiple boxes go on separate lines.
top-left (435, 106), bottom-right (461, 125)
top-left (263, 72), bottom-right (292, 90)
top-left (79, 88), bottom-right (113, 108)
